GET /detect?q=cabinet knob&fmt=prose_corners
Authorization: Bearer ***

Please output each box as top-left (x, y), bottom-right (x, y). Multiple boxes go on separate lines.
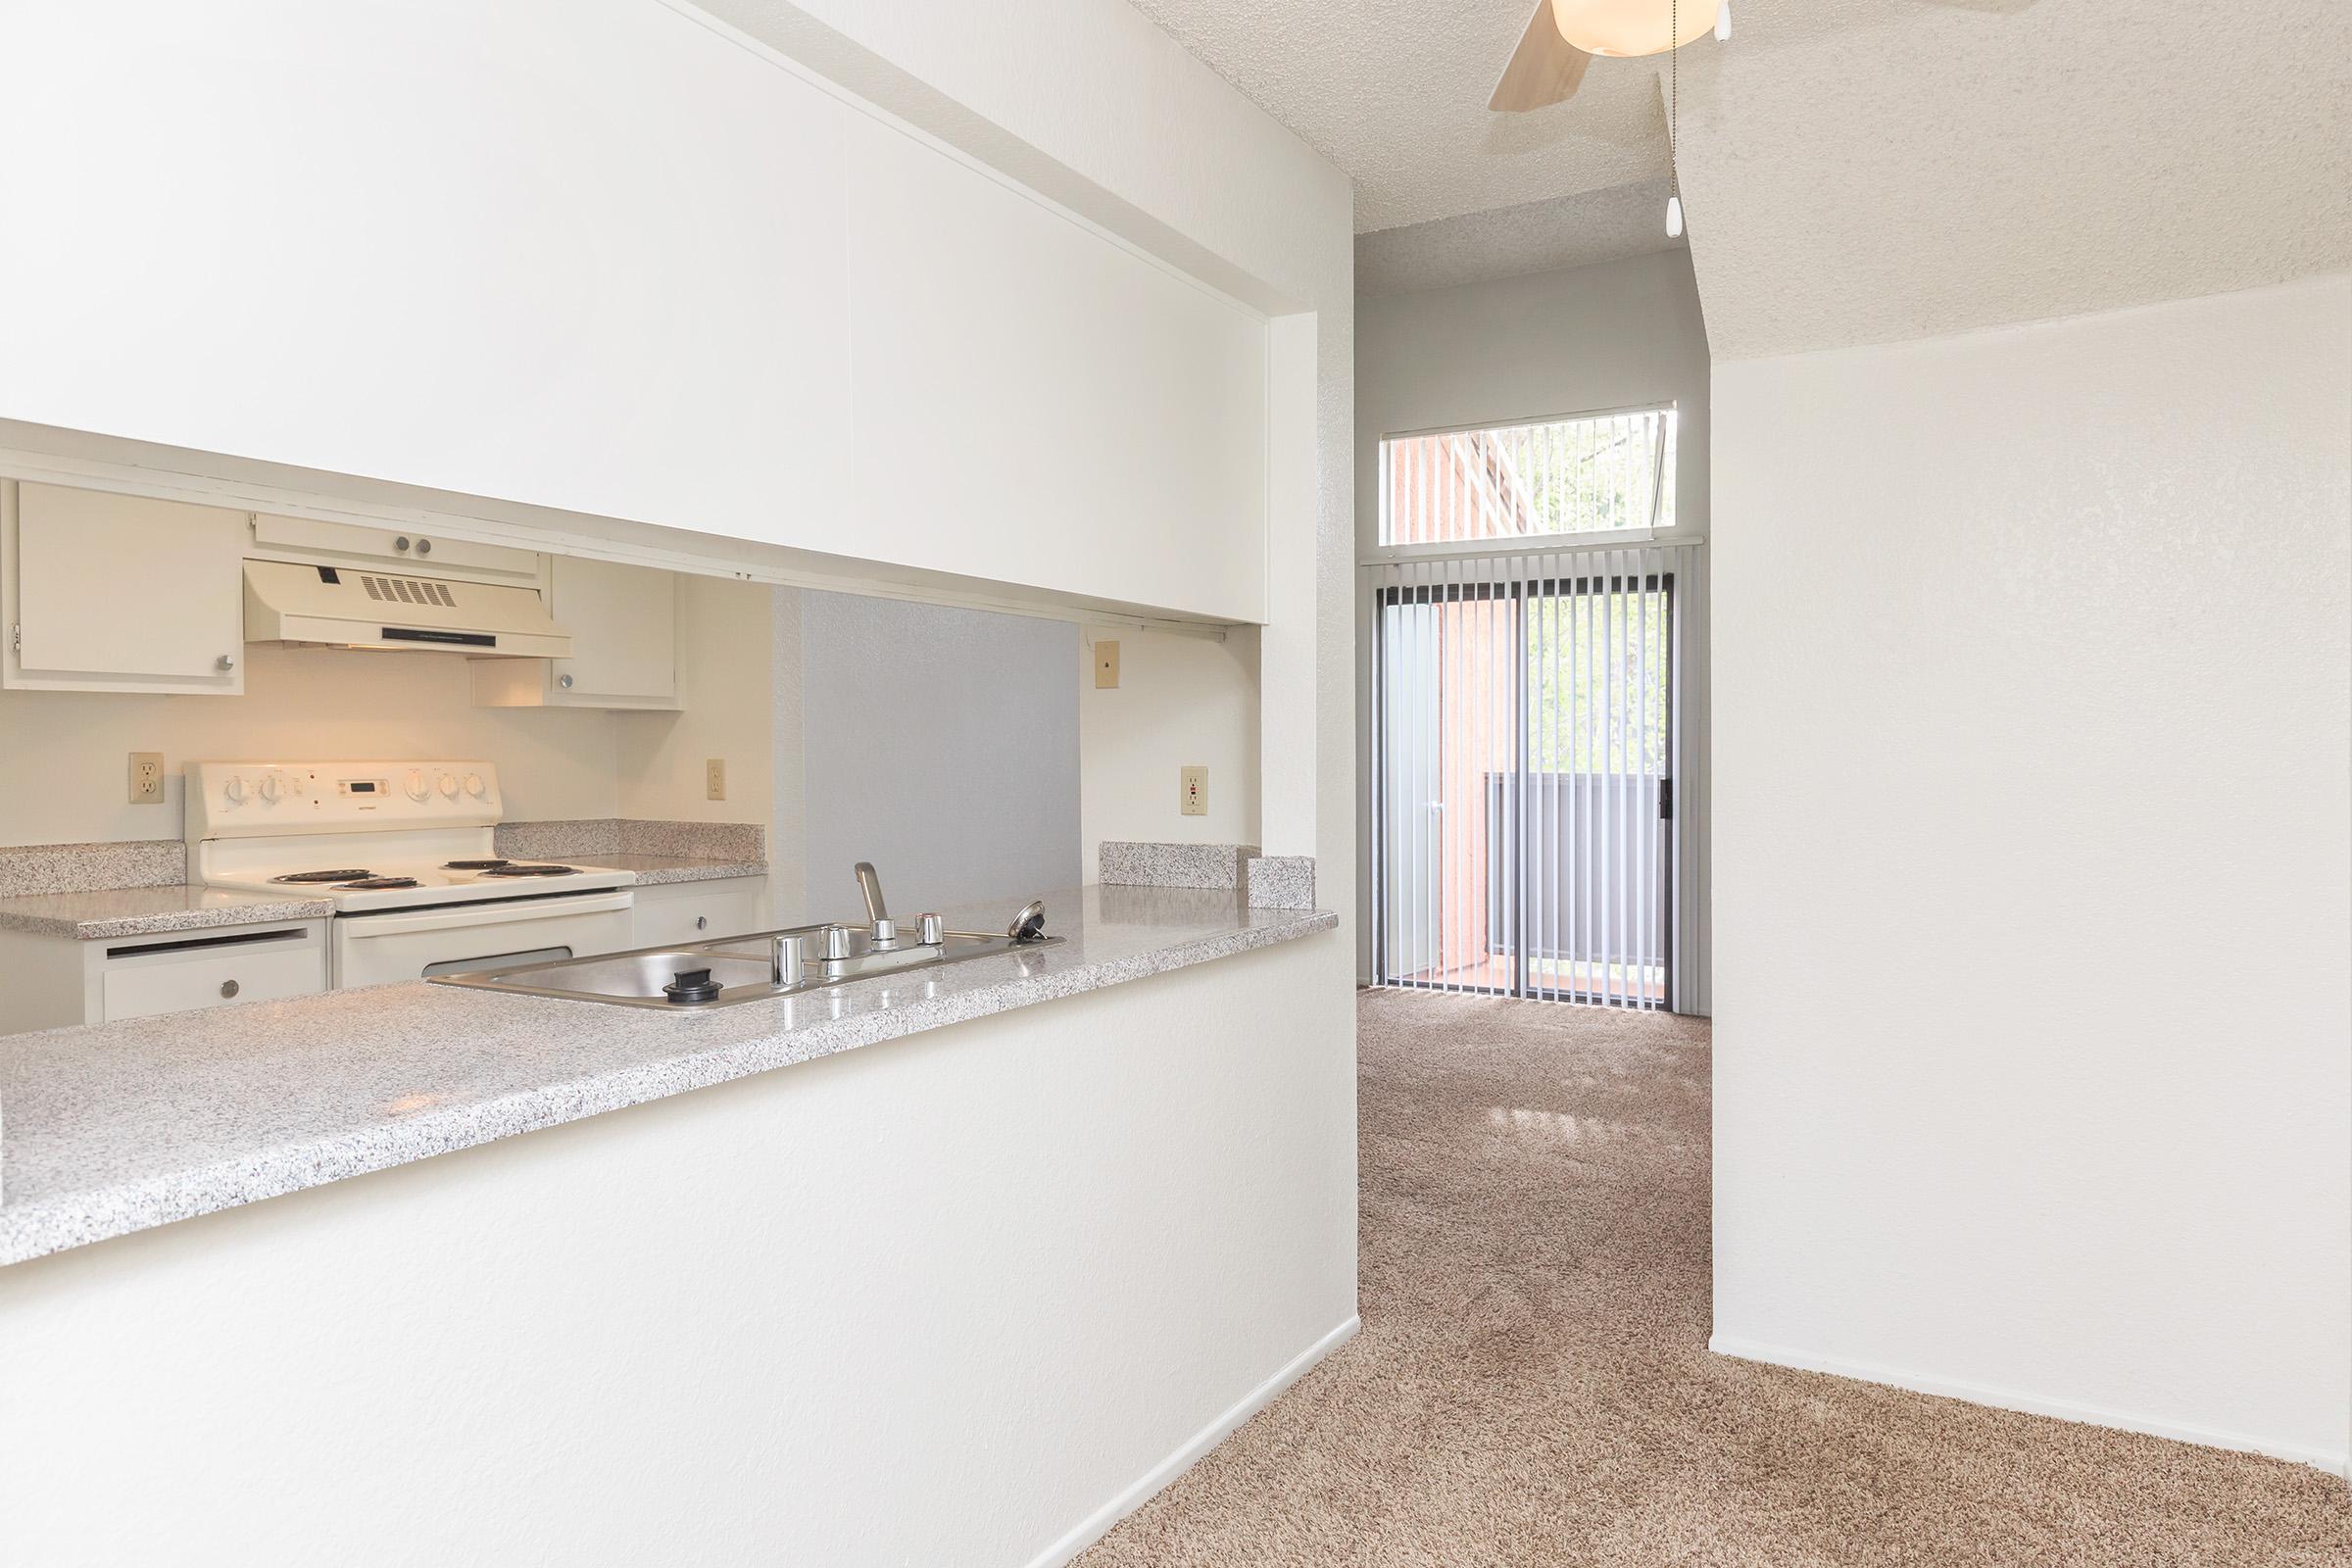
top-left (696, 915), bottom-right (709, 931)
top-left (394, 535), bottom-right (412, 552)
top-left (217, 654), bottom-right (236, 671)
top-left (219, 979), bottom-right (240, 999)
top-left (557, 672), bottom-right (574, 690)
top-left (416, 537), bottom-right (432, 556)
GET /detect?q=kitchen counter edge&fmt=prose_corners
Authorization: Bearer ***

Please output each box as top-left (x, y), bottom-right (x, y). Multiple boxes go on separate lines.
top-left (0, 896), bottom-right (1337, 1266)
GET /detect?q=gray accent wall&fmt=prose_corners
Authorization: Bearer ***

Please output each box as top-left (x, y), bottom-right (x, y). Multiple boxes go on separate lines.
top-left (790, 590), bottom-right (1080, 925)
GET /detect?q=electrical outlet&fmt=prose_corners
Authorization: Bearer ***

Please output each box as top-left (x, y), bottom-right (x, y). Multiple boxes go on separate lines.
top-left (1180, 764), bottom-right (1207, 817)
top-left (1094, 639), bottom-right (1120, 689)
top-left (706, 758), bottom-right (727, 802)
top-left (128, 752), bottom-right (166, 806)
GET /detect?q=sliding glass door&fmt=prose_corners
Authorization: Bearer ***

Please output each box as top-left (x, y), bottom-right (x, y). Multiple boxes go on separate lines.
top-left (1371, 545), bottom-right (1693, 1011)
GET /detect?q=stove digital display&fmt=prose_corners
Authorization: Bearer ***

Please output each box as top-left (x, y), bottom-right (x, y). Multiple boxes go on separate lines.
top-left (348, 781), bottom-right (376, 794)
top-left (337, 779), bottom-right (388, 797)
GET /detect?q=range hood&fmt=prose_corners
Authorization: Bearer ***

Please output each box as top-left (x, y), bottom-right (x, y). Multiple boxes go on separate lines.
top-left (242, 560), bottom-right (572, 659)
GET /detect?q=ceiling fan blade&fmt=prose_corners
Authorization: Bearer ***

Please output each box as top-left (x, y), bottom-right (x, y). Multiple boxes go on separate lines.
top-left (1490, 0), bottom-right (1592, 113)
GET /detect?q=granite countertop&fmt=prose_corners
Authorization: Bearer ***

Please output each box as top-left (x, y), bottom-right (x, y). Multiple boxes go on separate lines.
top-left (0, 885), bottom-right (335, 942)
top-left (545, 854), bottom-right (767, 887)
top-left (0, 884), bottom-right (1337, 1266)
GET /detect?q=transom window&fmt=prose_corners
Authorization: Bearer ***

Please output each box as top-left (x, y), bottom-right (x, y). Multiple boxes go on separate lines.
top-left (1378, 405), bottom-right (1678, 548)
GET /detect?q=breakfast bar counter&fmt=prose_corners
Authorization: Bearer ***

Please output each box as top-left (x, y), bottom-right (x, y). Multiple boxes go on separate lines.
top-left (0, 884), bottom-right (1337, 1265)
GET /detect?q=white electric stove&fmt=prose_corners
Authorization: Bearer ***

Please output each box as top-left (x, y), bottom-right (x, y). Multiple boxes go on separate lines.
top-left (186, 760), bottom-right (635, 989)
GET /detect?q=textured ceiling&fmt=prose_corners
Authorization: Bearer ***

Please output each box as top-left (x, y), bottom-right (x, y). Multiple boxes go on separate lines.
top-left (1125, 0), bottom-right (1683, 237)
top-left (1676, 0), bottom-right (2352, 356)
top-left (1132, 0), bottom-right (2351, 328)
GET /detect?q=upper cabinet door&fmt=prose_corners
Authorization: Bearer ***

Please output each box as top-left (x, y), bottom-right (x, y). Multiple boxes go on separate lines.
top-left (548, 557), bottom-right (677, 706)
top-left (4, 482), bottom-right (247, 695)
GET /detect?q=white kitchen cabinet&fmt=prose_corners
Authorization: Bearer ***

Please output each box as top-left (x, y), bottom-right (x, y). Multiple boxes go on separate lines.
top-left (2, 481), bottom-right (248, 695)
top-left (0, 920), bottom-right (328, 1038)
top-left (631, 876), bottom-right (766, 949)
top-left (470, 556), bottom-right (679, 710)
top-left (250, 513), bottom-right (539, 583)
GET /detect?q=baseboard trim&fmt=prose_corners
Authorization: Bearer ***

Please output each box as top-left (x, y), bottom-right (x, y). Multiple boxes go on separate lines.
top-left (1708, 1333), bottom-right (2350, 1480)
top-left (1025, 1314), bottom-right (1362, 1568)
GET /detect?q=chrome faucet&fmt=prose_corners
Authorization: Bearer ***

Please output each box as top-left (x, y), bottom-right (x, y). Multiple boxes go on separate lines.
top-left (854, 860), bottom-right (888, 923)
top-left (854, 861), bottom-right (899, 948)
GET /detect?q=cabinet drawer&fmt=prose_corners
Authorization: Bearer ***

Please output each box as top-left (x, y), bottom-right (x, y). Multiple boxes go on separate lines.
top-left (102, 931), bottom-right (325, 1023)
top-left (631, 879), bottom-right (765, 949)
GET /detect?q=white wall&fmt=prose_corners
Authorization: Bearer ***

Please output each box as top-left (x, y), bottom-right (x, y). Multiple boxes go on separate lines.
top-left (795, 590), bottom-right (1081, 921)
top-left (614, 571), bottom-right (781, 914)
top-left (1079, 627), bottom-right (1262, 872)
top-left (0, 645), bottom-right (619, 845)
top-left (0, 938), bottom-right (1355, 1568)
top-left (747, 0), bottom-right (1356, 890)
top-left (613, 575), bottom-right (777, 833)
top-left (1710, 274), bottom-right (2352, 1470)
top-left (0, 2), bottom-right (1360, 1557)
top-left (0, 0), bottom-right (1270, 622)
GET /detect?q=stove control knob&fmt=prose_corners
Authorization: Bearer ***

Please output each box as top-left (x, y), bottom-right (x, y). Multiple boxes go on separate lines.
top-left (258, 774), bottom-right (282, 805)
top-left (404, 768), bottom-right (428, 803)
top-left (464, 772), bottom-right (486, 799)
top-left (221, 775), bottom-right (245, 808)
top-left (437, 772), bottom-right (460, 800)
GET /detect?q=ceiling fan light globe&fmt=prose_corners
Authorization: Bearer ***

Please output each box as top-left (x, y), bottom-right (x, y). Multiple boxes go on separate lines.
top-left (1550, 0), bottom-right (1719, 58)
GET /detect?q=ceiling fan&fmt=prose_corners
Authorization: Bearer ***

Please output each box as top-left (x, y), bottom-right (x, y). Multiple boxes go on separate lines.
top-left (1490, 0), bottom-right (1725, 112)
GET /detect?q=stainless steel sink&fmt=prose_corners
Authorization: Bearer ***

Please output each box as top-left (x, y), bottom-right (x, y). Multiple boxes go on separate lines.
top-left (432, 865), bottom-right (1060, 1011)
top-left (430, 926), bottom-right (1058, 1010)
top-left (455, 947), bottom-right (779, 1002)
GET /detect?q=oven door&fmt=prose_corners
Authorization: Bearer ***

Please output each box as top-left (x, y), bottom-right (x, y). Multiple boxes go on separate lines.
top-left (331, 891), bottom-right (635, 989)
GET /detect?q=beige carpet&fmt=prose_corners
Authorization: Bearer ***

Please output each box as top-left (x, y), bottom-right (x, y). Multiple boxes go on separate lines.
top-left (1079, 990), bottom-right (2350, 1567)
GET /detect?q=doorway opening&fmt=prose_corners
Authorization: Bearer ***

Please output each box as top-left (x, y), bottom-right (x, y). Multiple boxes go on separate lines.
top-left (1369, 409), bottom-right (1704, 1012)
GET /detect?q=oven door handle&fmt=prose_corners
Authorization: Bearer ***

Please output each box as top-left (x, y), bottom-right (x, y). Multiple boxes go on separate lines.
top-left (337, 890), bottom-right (635, 937)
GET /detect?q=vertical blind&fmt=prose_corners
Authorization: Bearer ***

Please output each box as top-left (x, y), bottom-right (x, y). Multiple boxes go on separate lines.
top-left (1369, 540), bottom-right (1706, 1012)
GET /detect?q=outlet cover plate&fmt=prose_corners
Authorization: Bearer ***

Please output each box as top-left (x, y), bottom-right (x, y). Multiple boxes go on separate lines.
top-left (706, 758), bottom-right (726, 801)
top-left (1180, 764), bottom-right (1207, 817)
top-left (129, 752), bottom-right (166, 806)
top-left (128, 752), bottom-right (168, 808)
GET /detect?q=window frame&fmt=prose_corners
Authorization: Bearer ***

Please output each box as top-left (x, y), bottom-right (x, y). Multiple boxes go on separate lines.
top-left (1366, 399), bottom-right (1682, 564)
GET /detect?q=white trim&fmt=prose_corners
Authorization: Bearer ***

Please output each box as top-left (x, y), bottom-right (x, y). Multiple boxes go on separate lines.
top-left (1382, 397), bottom-right (1678, 444)
top-left (1708, 1334), bottom-right (2352, 1480)
top-left (1358, 526), bottom-right (1695, 566)
top-left (1023, 1314), bottom-right (1362, 1568)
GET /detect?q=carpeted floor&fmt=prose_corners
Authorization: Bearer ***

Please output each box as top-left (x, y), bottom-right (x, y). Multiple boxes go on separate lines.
top-left (1078, 989), bottom-right (2351, 1567)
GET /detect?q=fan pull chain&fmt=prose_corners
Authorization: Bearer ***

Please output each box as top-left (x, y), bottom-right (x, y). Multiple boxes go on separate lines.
top-left (1666, 0), bottom-right (1684, 237)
